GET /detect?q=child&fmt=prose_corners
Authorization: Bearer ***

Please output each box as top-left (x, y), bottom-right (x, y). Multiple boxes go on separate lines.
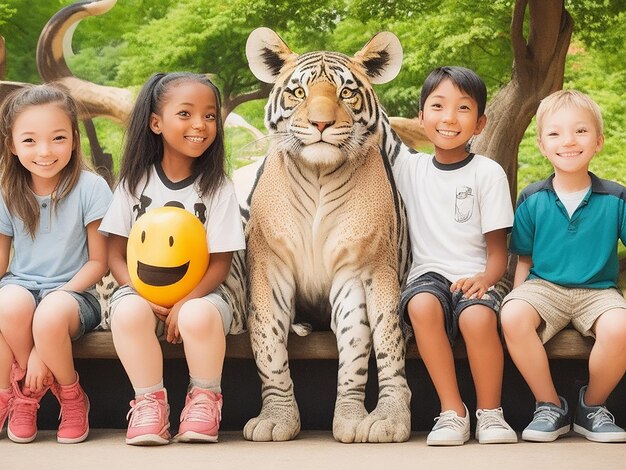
top-left (500, 90), bottom-right (626, 443)
top-left (99, 72), bottom-right (245, 446)
top-left (393, 66), bottom-right (517, 445)
top-left (0, 85), bottom-right (112, 443)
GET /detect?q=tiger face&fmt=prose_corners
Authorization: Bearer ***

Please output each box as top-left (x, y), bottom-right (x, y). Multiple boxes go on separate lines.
top-left (247, 28), bottom-right (403, 167)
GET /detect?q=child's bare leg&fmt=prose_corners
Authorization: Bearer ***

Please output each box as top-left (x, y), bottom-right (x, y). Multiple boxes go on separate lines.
top-left (501, 299), bottom-right (559, 405)
top-left (408, 293), bottom-right (464, 415)
top-left (0, 334), bottom-right (11, 388)
top-left (111, 295), bottom-right (162, 388)
top-left (32, 291), bottom-right (81, 385)
top-left (178, 298), bottom-right (225, 384)
top-left (0, 285), bottom-right (36, 370)
top-left (586, 308), bottom-right (626, 405)
top-left (459, 304), bottom-right (502, 409)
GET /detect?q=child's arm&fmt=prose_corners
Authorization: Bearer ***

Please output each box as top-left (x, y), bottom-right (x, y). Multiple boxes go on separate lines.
top-left (107, 233), bottom-right (132, 287)
top-left (61, 220), bottom-right (108, 292)
top-left (0, 233), bottom-right (11, 277)
top-left (513, 255), bottom-right (532, 288)
top-left (451, 228), bottom-right (508, 299)
top-left (164, 251), bottom-right (233, 343)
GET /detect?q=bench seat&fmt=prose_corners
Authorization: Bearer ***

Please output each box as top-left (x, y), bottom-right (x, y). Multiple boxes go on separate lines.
top-left (73, 328), bottom-right (593, 361)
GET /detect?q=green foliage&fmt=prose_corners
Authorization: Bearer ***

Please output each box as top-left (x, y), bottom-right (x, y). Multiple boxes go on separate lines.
top-left (517, 38), bottom-right (626, 193)
top-left (1, 0), bottom-right (68, 83)
top-left (2, 0), bottom-right (623, 195)
top-left (0, 3), bottom-right (16, 29)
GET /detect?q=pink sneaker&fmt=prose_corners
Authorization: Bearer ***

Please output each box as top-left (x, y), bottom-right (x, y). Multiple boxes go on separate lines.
top-left (51, 375), bottom-right (90, 443)
top-left (126, 389), bottom-right (170, 445)
top-left (175, 387), bottom-right (222, 443)
top-left (8, 364), bottom-right (48, 443)
top-left (0, 387), bottom-right (13, 434)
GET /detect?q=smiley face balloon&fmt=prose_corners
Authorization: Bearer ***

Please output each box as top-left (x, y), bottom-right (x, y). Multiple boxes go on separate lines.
top-left (127, 206), bottom-right (209, 307)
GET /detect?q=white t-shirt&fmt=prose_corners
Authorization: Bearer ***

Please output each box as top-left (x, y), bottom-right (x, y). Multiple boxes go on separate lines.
top-left (393, 149), bottom-right (513, 283)
top-left (555, 186), bottom-right (590, 218)
top-left (99, 164), bottom-right (245, 253)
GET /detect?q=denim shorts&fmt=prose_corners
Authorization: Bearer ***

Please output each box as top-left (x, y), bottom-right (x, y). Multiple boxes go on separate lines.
top-left (109, 284), bottom-right (233, 337)
top-left (399, 271), bottom-right (503, 344)
top-left (0, 279), bottom-right (101, 341)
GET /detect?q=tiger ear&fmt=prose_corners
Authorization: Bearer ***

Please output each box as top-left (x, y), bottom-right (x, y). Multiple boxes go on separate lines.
top-left (354, 32), bottom-right (403, 84)
top-left (246, 27), bottom-right (297, 84)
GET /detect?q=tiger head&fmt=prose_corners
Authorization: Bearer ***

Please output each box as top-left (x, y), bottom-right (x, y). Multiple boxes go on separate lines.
top-left (246, 27), bottom-right (403, 168)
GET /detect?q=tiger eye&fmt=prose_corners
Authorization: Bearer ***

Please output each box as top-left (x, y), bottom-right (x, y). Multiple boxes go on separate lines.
top-left (340, 88), bottom-right (354, 99)
top-left (293, 87), bottom-right (306, 99)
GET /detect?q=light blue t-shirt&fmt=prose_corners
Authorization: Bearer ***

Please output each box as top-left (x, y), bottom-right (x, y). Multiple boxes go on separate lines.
top-left (0, 170), bottom-right (112, 290)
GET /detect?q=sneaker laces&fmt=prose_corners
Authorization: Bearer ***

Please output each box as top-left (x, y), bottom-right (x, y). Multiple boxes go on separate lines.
top-left (586, 406), bottom-right (615, 427)
top-left (127, 394), bottom-right (165, 428)
top-left (58, 393), bottom-right (87, 426)
top-left (181, 392), bottom-right (222, 424)
top-left (533, 404), bottom-right (562, 425)
top-left (11, 396), bottom-right (39, 426)
top-left (433, 410), bottom-right (466, 431)
top-left (477, 408), bottom-right (511, 430)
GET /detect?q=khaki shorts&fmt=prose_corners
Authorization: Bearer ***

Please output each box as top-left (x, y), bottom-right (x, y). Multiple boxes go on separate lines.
top-left (502, 278), bottom-right (626, 343)
top-left (109, 284), bottom-right (233, 338)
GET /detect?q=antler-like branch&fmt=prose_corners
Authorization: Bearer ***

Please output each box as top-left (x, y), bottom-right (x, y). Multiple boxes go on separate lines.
top-left (37, 0), bottom-right (132, 123)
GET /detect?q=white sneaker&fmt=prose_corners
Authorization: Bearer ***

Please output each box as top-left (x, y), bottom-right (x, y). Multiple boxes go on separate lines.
top-left (427, 403), bottom-right (470, 446)
top-left (475, 407), bottom-right (518, 444)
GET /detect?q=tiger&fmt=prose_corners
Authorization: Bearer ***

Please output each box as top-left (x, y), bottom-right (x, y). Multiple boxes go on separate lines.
top-left (225, 27), bottom-right (413, 443)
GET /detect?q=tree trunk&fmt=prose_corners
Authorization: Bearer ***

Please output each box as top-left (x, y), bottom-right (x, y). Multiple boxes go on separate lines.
top-left (473, 0), bottom-right (573, 200)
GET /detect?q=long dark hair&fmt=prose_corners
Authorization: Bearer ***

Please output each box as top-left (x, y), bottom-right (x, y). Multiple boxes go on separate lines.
top-left (0, 84), bottom-right (85, 237)
top-left (119, 72), bottom-right (226, 199)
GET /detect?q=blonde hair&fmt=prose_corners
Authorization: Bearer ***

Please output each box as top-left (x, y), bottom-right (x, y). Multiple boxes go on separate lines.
top-left (536, 89), bottom-right (604, 136)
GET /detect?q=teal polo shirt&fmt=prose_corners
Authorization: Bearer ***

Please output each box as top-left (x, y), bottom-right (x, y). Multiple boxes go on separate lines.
top-left (511, 173), bottom-right (626, 289)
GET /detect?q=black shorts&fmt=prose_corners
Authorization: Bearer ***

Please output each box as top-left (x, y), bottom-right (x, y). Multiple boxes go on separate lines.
top-left (399, 272), bottom-right (503, 345)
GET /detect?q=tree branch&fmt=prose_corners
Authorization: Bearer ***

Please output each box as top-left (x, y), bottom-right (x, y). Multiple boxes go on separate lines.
top-left (511, 0), bottom-right (528, 65)
top-left (527, 0), bottom-right (565, 70)
top-left (222, 83), bottom-right (272, 118)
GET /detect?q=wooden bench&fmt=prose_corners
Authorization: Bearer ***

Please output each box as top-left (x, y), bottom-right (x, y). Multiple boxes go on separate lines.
top-left (73, 328), bottom-right (594, 361)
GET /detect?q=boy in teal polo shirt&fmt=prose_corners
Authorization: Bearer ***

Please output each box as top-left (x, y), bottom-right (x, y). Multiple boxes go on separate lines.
top-left (500, 90), bottom-right (626, 443)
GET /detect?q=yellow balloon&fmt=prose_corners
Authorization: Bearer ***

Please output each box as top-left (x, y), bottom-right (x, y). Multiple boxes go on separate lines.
top-left (127, 207), bottom-right (209, 307)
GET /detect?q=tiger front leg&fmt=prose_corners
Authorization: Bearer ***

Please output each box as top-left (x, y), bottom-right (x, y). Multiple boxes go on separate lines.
top-left (355, 268), bottom-right (411, 442)
top-left (330, 277), bottom-right (371, 443)
top-left (243, 261), bottom-right (300, 442)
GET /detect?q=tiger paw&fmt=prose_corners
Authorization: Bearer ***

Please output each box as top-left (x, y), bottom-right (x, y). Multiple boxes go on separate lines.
top-left (354, 399), bottom-right (411, 443)
top-left (332, 401), bottom-right (368, 443)
top-left (242, 400), bottom-right (300, 441)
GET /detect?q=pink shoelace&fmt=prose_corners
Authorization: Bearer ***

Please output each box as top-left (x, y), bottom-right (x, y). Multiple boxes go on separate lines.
top-left (127, 394), bottom-right (165, 427)
top-left (11, 396), bottom-right (39, 426)
top-left (180, 392), bottom-right (221, 424)
top-left (58, 395), bottom-right (86, 426)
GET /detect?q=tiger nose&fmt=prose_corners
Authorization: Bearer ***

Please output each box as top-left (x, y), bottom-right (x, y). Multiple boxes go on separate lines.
top-left (309, 120), bottom-right (335, 132)
top-left (308, 86), bottom-right (336, 132)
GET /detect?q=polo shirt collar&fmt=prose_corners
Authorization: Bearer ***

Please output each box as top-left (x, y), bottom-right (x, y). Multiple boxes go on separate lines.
top-left (541, 172), bottom-right (605, 195)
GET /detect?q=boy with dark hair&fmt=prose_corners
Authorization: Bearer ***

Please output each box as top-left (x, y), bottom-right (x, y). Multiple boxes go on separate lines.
top-left (394, 66), bottom-right (517, 445)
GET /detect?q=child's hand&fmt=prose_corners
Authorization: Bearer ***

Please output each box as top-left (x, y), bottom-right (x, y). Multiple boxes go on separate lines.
top-left (450, 273), bottom-right (490, 300)
top-left (25, 350), bottom-right (53, 394)
top-left (165, 305), bottom-right (181, 344)
top-left (149, 301), bottom-right (170, 322)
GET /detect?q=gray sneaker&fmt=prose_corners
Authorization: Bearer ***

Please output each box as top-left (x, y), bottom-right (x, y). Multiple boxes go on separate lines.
top-left (573, 385), bottom-right (626, 443)
top-left (521, 397), bottom-right (570, 442)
